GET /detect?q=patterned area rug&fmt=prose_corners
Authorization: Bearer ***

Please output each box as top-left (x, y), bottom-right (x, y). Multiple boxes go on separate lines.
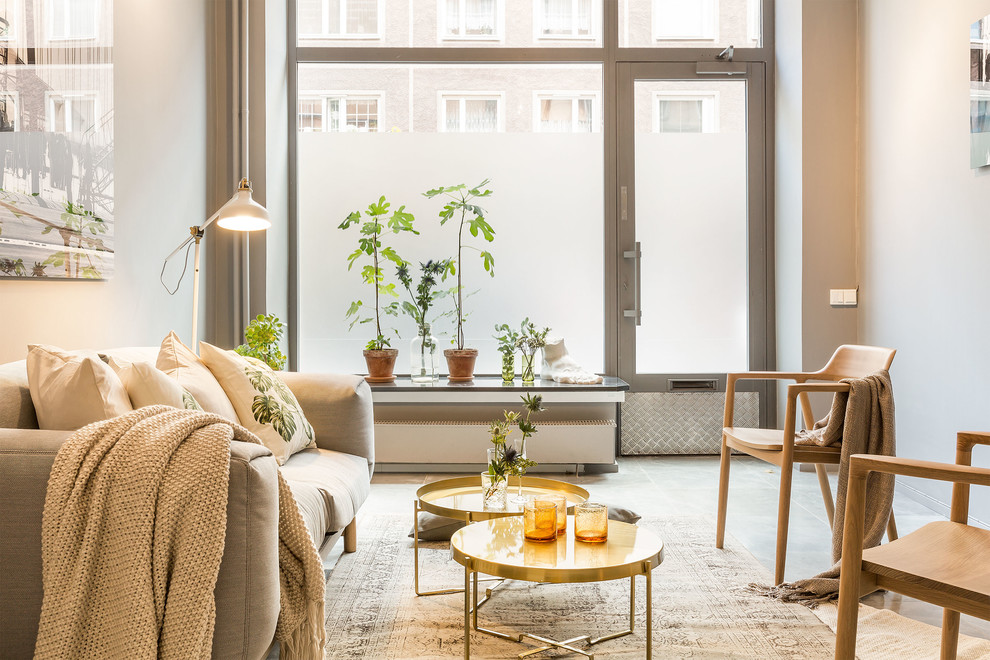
top-left (324, 515), bottom-right (836, 659)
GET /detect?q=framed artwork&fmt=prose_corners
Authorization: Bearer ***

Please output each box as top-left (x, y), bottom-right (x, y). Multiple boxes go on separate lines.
top-left (972, 14), bottom-right (990, 169)
top-left (0, 0), bottom-right (114, 279)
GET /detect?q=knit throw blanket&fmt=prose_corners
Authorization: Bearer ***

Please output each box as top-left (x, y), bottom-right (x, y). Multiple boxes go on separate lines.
top-left (33, 406), bottom-right (326, 659)
top-left (755, 370), bottom-right (895, 605)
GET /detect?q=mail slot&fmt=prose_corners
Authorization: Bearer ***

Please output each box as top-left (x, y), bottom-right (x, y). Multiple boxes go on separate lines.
top-left (667, 379), bottom-right (718, 392)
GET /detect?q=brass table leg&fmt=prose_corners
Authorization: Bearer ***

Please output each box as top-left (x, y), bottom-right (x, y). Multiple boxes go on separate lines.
top-left (415, 502), bottom-right (502, 599)
top-left (464, 563), bottom-right (471, 660)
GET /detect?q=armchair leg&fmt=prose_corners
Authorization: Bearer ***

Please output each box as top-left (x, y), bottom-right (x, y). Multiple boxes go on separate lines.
top-left (940, 609), bottom-right (960, 660)
top-left (834, 569), bottom-right (860, 660)
top-left (886, 512), bottom-right (898, 542)
top-left (344, 518), bottom-right (357, 553)
top-left (774, 464), bottom-right (794, 585)
top-left (716, 434), bottom-right (731, 549)
top-left (814, 464), bottom-right (835, 528)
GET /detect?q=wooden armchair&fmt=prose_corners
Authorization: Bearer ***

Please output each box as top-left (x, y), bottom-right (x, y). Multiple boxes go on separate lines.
top-left (716, 344), bottom-right (897, 584)
top-left (834, 432), bottom-right (990, 660)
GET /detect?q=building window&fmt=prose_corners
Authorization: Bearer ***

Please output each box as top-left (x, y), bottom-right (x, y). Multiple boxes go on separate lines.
top-left (47, 92), bottom-right (98, 133)
top-left (537, 0), bottom-right (593, 39)
top-left (653, 92), bottom-right (718, 133)
top-left (49, 0), bottom-right (99, 40)
top-left (534, 93), bottom-right (597, 132)
top-left (298, 94), bottom-right (381, 132)
top-left (440, 93), bottom-right (502, 132)
top-left (442, 0), bottom-right (499, 39)
top-left (0, 93), bottom-right (16, 131)
top-left (298, 0), bottom-right (380, 39)
top-left (653, 0), bottom-right (716, 41)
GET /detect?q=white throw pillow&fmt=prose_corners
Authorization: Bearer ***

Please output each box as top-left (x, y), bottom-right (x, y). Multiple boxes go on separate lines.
top-left (155, 331), bottom-right (238, 421)
top-left (103, 356), bottom-right (203, 411)
top-left (199, 342), bottom-right (316, 465)
top-left (26, 344), bottom-right (133, 430)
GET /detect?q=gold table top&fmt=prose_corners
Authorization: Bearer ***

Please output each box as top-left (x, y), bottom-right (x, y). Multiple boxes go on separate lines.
top-left (416, 476), bottom-right (590, 521)
top-left (450, 517), bottom-right (664, 584)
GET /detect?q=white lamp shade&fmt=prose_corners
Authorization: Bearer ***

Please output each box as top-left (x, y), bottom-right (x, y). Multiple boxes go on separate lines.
top-left (216, 181), bottom-right (271, 231)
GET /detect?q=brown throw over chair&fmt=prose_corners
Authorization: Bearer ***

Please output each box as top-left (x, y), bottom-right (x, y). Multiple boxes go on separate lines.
top-left (834, 432), bottom-right (990, 660)
top-left (716, 344), bottom-right (897, 585)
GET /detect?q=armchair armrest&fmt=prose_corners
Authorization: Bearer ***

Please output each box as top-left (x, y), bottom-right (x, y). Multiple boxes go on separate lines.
top-left (724, 371), bottom-right (815, 427)
top-left (847, 454), bottom-right (990, 488)
top-left (279, 371), bottom-right (375, 476)
top-left (958, 431), bottom-right (990, 453)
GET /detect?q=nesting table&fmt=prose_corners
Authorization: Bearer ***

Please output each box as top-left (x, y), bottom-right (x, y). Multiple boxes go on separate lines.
top-left (413, 476), bottom-right (589, 597)
top-left (451, 517), bottom-right (664, 659)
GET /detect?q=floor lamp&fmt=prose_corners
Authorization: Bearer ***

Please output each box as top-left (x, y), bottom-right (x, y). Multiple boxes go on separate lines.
top-left (162, 0), bottom-right (269, 348)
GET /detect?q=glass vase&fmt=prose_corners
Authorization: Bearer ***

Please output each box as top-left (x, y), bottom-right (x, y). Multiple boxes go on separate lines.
top-left (520, 349), bottom-right (537, 383)
top-left (410, 323), bottom-right (439, 383)
top-left (501, 352), bottom-right (515, 383)
top-left (481, 472), bottom-right (507, 510)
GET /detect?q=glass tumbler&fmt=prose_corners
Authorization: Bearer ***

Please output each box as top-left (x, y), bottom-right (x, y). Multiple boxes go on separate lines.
top-left (524, 499), bottom-right (558, 542)
top-left (574, 502), bottom-right (608, 543)
top-left (534, 494), bottom-right (567, 533)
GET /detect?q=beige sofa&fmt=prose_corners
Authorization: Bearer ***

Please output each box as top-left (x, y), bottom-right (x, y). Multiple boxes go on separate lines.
top-left (0, 347), bottom-right (375, 660)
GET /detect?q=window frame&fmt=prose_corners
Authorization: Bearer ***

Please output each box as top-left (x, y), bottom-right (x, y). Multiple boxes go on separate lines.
top-left (45, 91), bottom-right (100, 133)
top-left (439, 0), bottom-right (503, 43)
top-left (533, 0), bottom-right (599, 43)
top-left (532, 90), bottom-right (600, 132)
top-left (652, 0), bottom-right (718, 42)
top-left (0, 91), bottom-right (18, 131)
top-left (298, 0), bottom-right (384, 41)
top-left (437, 91), bottom-right (505, 132)
top-left (47, 0), bottom-right (100, 42)
top-left (652, 90), bottom-right (719, 133)
top-left (298, 90), bottom-right (384, 132)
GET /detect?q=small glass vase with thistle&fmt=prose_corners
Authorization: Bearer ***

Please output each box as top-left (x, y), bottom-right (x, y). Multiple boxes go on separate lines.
top-left (516, 321), bottom-right (551, 384)
top-left (483, 394), bottom-right (544, 508)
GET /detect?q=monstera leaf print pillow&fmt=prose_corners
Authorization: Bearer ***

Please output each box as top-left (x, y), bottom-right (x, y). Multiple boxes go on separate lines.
top-left (199, 342), bottom-right (315, 464)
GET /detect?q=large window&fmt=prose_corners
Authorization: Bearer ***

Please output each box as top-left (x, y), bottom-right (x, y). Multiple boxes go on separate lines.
top-left (49, 0), bottom-right (99, 40)
top-left (297, 93), bottom-right (382, 132)
top-left (440, 93), bottom-right (502, 132)
top-left (538, 0), bottom-right (594, 39)
top-left (535, 93), bottom-right (597, 132)
top-left (442, 0), bottom-right (499, 40)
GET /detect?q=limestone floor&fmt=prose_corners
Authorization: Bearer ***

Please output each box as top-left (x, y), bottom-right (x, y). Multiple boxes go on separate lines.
top-left (366, 455), bottom-right (990, 640)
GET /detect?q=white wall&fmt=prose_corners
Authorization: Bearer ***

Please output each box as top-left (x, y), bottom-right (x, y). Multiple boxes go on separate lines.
top-left (859, 0), bottom-right (990, 523)
top-left (0, 1), bottom-right (207, 363)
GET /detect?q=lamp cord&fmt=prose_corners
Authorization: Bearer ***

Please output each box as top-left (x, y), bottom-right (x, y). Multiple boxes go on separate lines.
top-left (160, 241), bottom-right (194, 296)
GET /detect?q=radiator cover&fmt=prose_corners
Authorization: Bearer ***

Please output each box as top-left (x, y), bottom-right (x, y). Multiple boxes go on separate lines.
top-left (621, 391), bottom-right (760, 455)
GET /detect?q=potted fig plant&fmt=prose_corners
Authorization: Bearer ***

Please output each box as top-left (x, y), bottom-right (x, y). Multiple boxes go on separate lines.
top-left (235, 313), bottom-right (287, 370)
top-left (397, 259), bottom-right (454, 383)
top-left (423, 179), bottom-right (495, 381)
top-left (339, 195), bottom-right (419, 382)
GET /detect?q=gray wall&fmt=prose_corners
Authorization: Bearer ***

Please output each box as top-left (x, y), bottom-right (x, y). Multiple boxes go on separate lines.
top-left (858, 0), bottom-right (990, 523)
top-left (0, 1), bottom-right (207, 363)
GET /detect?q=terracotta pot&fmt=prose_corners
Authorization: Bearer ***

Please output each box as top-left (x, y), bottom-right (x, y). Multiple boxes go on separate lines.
top-left (444, 348), bottom-right (478, 382)
top-left (363, 349), bottom-right (398, 383)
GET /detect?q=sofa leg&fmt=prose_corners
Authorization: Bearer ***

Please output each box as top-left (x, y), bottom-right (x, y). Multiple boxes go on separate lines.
top-left (344, 518), bottom-right (357, 553)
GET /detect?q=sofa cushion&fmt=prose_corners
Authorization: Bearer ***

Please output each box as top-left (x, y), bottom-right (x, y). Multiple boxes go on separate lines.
top-left (26, 345), bottom-right (132, 430)
top-left (104, 357), bottom-right (203, 411)
top-left (156, 332), bottom-right (238, 421)
top-left (280, 447), bottom-right (371, 538)
top-left (199, 343), bottom-right (316, 465)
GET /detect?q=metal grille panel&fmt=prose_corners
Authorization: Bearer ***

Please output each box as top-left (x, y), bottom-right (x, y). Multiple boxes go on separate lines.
top-left (621, 392), bottom-right (760, 455)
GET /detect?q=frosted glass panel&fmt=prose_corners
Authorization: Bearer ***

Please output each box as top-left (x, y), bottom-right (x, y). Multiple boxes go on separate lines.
top-left (634, 79), bottom-right (747, 373)
top-left (298, 64), bottom-right (604, 376)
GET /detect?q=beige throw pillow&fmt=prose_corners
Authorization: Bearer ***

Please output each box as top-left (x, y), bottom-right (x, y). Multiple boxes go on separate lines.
top-left (155, 331), bottom-right (238, 421)
top-left (104, 356), bottom-right (203, 411)
top-left (199, 342), bottom-right (315, 465)
top-left (26, 344), bottom-right (133, 430)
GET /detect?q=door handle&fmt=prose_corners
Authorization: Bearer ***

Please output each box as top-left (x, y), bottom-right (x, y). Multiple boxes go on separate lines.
top-left (623, 242), bottom-right (642, 325)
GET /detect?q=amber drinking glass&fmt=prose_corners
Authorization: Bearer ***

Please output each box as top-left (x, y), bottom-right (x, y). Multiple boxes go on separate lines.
top-left (534, 494), bottom-right (567, 533)
top-left (574, 502), bottom-right (608, 543)
top-left (523, 499), bottom-right (558, 542)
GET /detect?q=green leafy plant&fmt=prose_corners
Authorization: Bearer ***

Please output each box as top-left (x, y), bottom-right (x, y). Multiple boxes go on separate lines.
top-left (492, 320), bottom-right (523, 356)
top-left (339, 195), bottom-right (419, 350)
top-left (396, 258), bottom-right (454, 334)
top-left (423, 179), bottom-right (495, 350)
top-left (485, 393), bottom-right (544, 483)
top-left (235, 313), bottom-right (287, 370)
top-left (516, 320), bottom-right (551, 355)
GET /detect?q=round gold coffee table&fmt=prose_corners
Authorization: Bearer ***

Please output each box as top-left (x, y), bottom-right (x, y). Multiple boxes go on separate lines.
top-left (413, 476), bottom-right (589, 597)
top-left (451, 517), bottom-right (663, 659)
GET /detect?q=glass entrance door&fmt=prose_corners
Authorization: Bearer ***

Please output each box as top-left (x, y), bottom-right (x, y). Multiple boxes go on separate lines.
top-left (617, 62), bottom-right (770, 417)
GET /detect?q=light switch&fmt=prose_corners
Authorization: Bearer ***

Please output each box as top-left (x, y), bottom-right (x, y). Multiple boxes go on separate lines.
top-left (830, 288), bottom-right (858, 307)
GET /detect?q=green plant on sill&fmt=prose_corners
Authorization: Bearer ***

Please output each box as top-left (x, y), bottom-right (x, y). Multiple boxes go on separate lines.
top-left (516, 320), bottom-right (551, 354)
top-left (235, 313), bottom-right (287, 370)
top-left (422, 179), bottom-right (495, 350)
top-left (486, 393), bottom-right (544, 484)
top-left (339, 195), bottom-right (419, 351)
top-left (492, 319), bottom-right (523, 357)
top-left (396, 258), bottom-right (455, 338)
